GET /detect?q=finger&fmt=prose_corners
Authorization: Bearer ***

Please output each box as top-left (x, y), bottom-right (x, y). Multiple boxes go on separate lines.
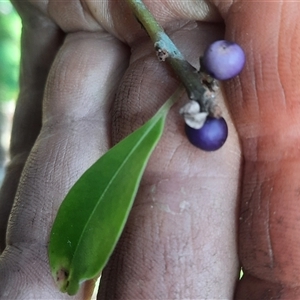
top-left (0, 3), bottom-right (64, 252)
top-left (98, 22), bottom-right (242, 299)
top-left (211, 1), bottom-right (300, 298)
top-left (78, 0), bottom-right (223, 45)
top-left (0, 31), bottom-right (129, 299)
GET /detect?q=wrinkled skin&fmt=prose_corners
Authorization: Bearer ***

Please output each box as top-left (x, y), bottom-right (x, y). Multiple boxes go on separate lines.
top-left (0, 0), bottom-right (300, 299)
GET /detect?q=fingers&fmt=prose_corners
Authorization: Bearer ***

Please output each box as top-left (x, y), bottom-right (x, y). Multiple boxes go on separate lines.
top-left (0, 31), bottom-right (129, 299)
top-left (98, 22), bottom-right (241, 299)
top-left (81, 0), bottom-right (222, 45)
top-left (212, 1), bottom-right (300, 298)
top-left (0, 5), bottom-right (64, 251)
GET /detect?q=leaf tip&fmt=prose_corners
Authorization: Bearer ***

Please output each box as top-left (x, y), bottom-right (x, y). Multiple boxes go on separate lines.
top-left (51, 267), bottom-right (80, 295)
top-left (53, 267), bottom-right (70, 292)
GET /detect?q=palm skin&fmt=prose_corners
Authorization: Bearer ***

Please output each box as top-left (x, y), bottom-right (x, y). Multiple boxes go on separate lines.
top-left (0, 1), bottom-right (299, 299)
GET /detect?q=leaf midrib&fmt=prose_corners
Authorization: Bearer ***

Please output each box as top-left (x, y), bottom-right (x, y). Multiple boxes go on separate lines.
top-left (69, 112), bottom-right (165, 282)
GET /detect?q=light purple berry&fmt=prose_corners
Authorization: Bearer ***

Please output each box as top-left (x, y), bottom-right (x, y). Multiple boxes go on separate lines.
top-left (185, 116), bottom-right (228, 151)
top-left (202, 40), bottom-right (245, 80)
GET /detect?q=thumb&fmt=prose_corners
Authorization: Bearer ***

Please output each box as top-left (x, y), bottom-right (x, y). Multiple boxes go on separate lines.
top-left (214, 1), bottom-right (300, 298)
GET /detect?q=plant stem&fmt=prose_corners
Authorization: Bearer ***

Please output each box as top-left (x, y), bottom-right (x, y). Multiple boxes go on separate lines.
top-left (126, 0), bottom-right (215, 112)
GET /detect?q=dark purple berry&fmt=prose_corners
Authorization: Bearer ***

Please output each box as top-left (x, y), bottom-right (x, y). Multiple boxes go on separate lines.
top-left (185, 116), bottom-right (228, 151)
top-left (202, 40), bottom-right (245, 80)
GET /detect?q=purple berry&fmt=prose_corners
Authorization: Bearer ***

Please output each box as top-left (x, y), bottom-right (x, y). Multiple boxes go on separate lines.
top-left (185, 116), bottom-right (228, 151)
top-left (202, 40), bottom-right (245, 80)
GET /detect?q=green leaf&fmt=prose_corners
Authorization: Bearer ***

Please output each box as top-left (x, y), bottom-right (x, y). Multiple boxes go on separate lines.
top-left (48, 86), bottom-right (183, 295)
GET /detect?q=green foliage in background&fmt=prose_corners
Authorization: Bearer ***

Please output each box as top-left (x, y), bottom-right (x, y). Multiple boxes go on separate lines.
top-left (0, 0), bottom-right (21, 102)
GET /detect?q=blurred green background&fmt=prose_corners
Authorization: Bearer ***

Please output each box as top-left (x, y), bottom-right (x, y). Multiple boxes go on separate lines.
top-left (0, 0), bottom-right (21, 182)
top-left (0, 0), bottom-right (21, 102)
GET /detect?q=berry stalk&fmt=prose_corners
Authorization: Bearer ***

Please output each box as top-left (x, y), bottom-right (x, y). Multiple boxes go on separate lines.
top-left (126, 0), bottom-right (214, 113)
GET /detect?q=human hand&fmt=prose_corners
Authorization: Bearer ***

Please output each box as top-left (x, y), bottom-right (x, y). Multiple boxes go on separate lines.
top-left (0, 1), bottom-right (299, 299)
